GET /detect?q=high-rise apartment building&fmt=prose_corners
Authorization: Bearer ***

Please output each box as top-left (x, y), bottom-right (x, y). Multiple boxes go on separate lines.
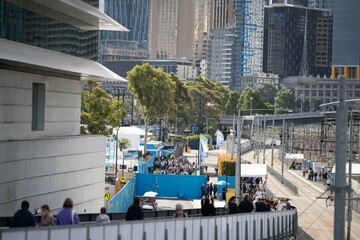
top-left (331, 0), bottom-right (360, 79)
top-left (206, 28), bottom-right (235, 87)
top-left (210, 0), bottom-right (234, 29)
top-left (149, 0), bottom-right (195, 60)
top-left (231, 0), bottom-right (265, 91)
top-left (0, 0), bottom-right (126, 216)
top-left (263, 4), bottom-right (332, 78)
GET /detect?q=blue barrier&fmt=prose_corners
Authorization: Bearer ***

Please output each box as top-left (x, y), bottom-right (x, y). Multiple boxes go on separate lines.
top-left (108, 177), bottom-right (135, 213)
top-left (135, 173), bottom-right (206, 199)
top-left (138, 155), bottom-right (156, 174)
top-left (217, 176), bottom-right (235, 197)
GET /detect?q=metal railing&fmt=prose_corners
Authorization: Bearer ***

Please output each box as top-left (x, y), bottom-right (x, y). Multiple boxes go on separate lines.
top-left (267, 166), bottom-right (299, 196)
top-left (0, 210), bottom-right (297, 240)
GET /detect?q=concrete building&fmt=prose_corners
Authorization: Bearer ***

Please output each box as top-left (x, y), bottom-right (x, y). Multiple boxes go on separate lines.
top-left (149, 0), bottom-right (195, 60)
top-left (331, 0), bottom-right (360, 79)
top-left (240, 72), bottom-right (279, 90)
top-left (293, 77), bottom-right (360, 111)
top-left (206, 28), bottom-right (234, 87)
top-left (103, 59), bottom-right (195, 81)
top-left (263, 3), bottom-right (333, 78)
top-left (232, 0), bottom-right (265, 91)
top-left (0, 0), bottom-right (127, 216)
top-left (210, 0), bottom-right (234, 30)
top-left (99, 40), bottom-right (149, 62)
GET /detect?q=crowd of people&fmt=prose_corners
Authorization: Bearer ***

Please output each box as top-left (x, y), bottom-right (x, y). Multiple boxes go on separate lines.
top-left (302, 166), bottom-right (329, 185)
top-left (148, 155), bottom-right (198, 175)
top-left (9, 198), bottom-right (109, 228)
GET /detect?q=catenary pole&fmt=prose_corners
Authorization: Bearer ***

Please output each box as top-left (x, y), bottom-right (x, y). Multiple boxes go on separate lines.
top-left (334, 76), bottom-right (347, 240)
top-left (235, 110), bottom-right (242, 203)
top-left (347, 111), bottom-right (353, 240)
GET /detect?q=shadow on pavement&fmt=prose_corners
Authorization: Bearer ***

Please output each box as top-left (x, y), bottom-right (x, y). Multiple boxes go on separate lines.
top-left (296, 227), bottom-right (315, 240)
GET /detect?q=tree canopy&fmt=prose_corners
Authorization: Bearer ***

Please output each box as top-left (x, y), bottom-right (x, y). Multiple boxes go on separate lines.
top-left (275, 89), bottom-right (296, 113)
top-left (258, 84), bottom-right (278, 104)
top-left (127, 64), bottom-right (175, 153)
top-left (81, 80), bottom-right (125, 136)
top-left (237, 87), bottom-right (269, 115)
top-left (225, 91), bottom-right (241, 115)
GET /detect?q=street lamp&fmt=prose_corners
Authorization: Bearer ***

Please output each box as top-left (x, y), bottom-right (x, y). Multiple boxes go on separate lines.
top-left (250, 97), bottom-right (253, 116)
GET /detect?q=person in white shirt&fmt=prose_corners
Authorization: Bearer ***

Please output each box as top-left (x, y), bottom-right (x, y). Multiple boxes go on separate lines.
top-left (95, 207), bottom-right (111, 224)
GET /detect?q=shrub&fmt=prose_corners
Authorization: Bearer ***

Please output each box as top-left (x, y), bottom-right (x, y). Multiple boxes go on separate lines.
top-left (217, 154), bottom-right (251, 176)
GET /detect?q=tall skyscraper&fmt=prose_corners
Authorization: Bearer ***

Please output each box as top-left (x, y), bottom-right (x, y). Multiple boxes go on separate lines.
top-left (263, 4), bottom-right (332, 78)
top-left (100, 0), bottom-right (149, 44)
top-left (210, 0), bottom-right (234, 29)
top-left (231, 0), bottom-right (265, 91)
top-left (331, 0), bottom-right (360, 79)
top-left (149, 0), bottom-right (195, 60)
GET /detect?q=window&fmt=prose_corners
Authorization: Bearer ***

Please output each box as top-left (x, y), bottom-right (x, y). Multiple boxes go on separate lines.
top-left (32, 83), bottom-right (45, 131)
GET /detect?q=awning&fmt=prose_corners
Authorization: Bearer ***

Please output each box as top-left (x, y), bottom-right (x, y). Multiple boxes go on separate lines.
top-left (241, 164), bottom-right (267, 178)
top-left (5, 0), bottom-right (129, 31)
top-left (0, 39), bottom-right (127, 82)
top-left (332, 163), bottom-right (360, 176)
top-left (285, 153), bottom-right (304, 160)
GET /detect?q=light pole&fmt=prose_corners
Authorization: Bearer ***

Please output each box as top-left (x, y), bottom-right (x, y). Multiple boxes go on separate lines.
top-left (250, 97), bottom-right (253, 116)
top-left (281, 76), bottom-right (347, 240)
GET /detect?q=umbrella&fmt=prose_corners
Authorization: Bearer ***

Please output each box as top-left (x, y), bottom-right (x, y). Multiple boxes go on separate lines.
top-left (215, 180), bottom-right (229, 185)
top-left (143, 191), bottom-right (158, 197)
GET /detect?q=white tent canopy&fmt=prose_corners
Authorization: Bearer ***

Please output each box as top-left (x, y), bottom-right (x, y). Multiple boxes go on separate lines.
top-left (241, 164), bottom-right (267, 177)
top-left (332, 163), bottom-right (360, 176)
top-left (285, 153), bottom-right (304, 160)
top-left (113, 126), bottom-right (153, 136)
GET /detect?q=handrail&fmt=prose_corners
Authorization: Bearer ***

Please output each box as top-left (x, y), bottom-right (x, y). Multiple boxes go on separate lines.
top-left (0, 210), bottom-right (298, 240)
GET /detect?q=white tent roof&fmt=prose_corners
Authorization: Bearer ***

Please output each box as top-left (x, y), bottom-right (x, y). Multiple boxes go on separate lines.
top-left (332, 163), bottom-right (360, 176)
top-left (115, 126), bottom-right (153, 136)
top-left (241, 164), bottom-right (267, 177)
top-left (285, 153), bottom-right (304, 160)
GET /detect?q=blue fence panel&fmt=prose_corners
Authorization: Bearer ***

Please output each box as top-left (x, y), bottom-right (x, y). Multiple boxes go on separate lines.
top-left (136, 174), bottom-right (206, 199)
top-left (137, 155), bottom-right (156, 174)
top-left (108, 177), bottom-right (135, 213)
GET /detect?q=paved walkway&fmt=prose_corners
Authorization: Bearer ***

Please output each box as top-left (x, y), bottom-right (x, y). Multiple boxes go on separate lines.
top-left (195, 145), bottom-right (360, 240)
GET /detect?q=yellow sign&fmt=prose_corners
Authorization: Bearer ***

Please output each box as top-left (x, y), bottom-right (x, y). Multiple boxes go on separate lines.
top-left (120, 177), bottom-right (126, 183)
top-left (271, 161), bottom-right (274, 167)
top-left (104, 192), bottom-right (110, 201)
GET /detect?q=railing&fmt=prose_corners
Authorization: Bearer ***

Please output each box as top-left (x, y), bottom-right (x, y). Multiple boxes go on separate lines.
top-left (267, 166), bottom-right (299, 196)
top-left (0, 210), bottom-right (297, 240)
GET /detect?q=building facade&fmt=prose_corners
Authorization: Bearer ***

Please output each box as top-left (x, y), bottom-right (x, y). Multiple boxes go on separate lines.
top-left (263, 4), bottom-right (332, 78)
top-left (103, 60), bottom-right (195, 81)
top-left (100, 0), bottom-right (149, 44)
top-left (331, 0), bottom-right (360, 79)
top-left (0, 0), bottom-right (126, 216)
top-left (232, 0), bottom-right (265, 91)
top-left (149, 0), bottom-right (195, 60)
top-left (206, 28), bottom-right (234, 87)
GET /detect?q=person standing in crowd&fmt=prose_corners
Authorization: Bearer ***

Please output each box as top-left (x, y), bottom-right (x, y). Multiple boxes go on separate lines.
top-left (201, 198), bottom-right (216, 216)
top-left (221, 187), bottom-right (226, 201)
top-left (174, 204), bottom-right (188, 218)
top-left (206, 184), bottom-right (210, 197)
top-left (302, 166), bottom-right (306, 177)
top-left (201, 184), bottom-right (205, 197)
top-left (255, 196), bottom-right (269, 212)
top-left (95, 207), bottom-right (111, 224)
top-left (213, 184), bottom-right (218, 199)
top-left (10, 200), bottom-right (35, 228)
top-left (56, 198), bottom-right (80, 225)
top-left (227, 196), bottom-right (238, 214)
top-left (38, 204), bottom-right (55, 226)
top-left (209, 183), bottom-right (214, 198)
top-left (238, 195), bottom-right (254, 213)
top-left (125, 197), bottom-right (144, 221)
top-left (323, 170), bottom-right (328, 186)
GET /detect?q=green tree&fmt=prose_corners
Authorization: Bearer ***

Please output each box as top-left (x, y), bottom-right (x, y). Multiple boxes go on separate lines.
top-left (313, 99), bottom-right (322, 112)
top-left (258, 84), bottom-right (278, 104)
top-left (237, 87), bottom-right (269, 115)
top-left (127, 64), bottom-right (175, 154)
top-left (81, 80), bottom-right (125, 136)
top-left (225, 91), bottom-right (241, 115)
top-left (275, 90), bottom-right (296, 113)
top-left (167, 73), bottom-right (191, 131)
top-left (118, 138), bottom-right (131, 177)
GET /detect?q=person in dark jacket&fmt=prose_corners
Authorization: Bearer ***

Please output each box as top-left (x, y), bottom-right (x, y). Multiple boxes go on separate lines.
top-left (227, 196), bottom-right (238, 214)
top-left (238, 195), bottom-right (254, 213)
top-left (255, 197), bottom-right (270, 212)
top-left (10, 200), bottom-right (35, 228)
top-left (201, 198), bottom-right (216, 216)
top-left (125, 197), bottom-right (144, 221)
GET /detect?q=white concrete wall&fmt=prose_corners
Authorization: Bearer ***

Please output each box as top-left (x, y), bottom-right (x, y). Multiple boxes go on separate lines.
top-left (0, 135), bottom-right (106, 216)
top-left (0, 69), bottom-right (81, 141)
top-left (0, 69), bottom-right (106, 216)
